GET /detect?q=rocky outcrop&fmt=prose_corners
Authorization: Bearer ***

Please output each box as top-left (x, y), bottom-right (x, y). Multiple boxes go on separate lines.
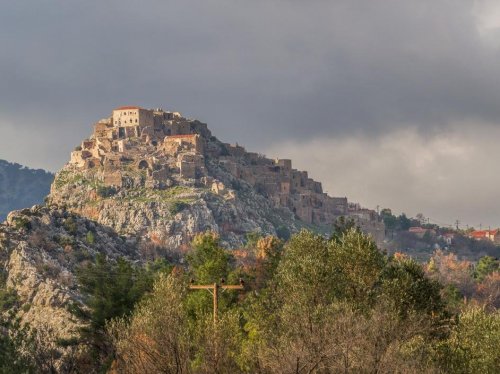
top-left (47, 105), bottom-right (384, 249)
top-left (0, 205), bottom-right (136, 357)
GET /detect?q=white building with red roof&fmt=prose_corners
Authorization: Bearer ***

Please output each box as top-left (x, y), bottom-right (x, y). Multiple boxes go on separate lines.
top-left (468, 229), bottom-right (500, 243)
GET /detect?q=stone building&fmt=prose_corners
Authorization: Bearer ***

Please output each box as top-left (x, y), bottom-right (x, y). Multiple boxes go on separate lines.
top-left (67, 105), bottom-right (384, 242)
top-left (113, 106), bottom-right (154, 128)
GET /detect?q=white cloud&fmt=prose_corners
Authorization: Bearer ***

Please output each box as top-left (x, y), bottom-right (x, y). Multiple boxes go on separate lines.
top-left (264, 122), bottom-right (500, 228)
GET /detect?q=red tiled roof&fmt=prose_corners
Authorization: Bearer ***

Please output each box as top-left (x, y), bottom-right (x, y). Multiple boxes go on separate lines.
top-left (469, 230), bottom-right (498, 238)
top-left (115, 106), bottom-right (142, 110)
top-left (409, 227), bottom-right (426, 233)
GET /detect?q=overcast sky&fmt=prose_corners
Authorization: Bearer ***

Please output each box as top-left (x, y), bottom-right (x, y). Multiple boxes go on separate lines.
top-left (2, 0), bottom-right (500, 228)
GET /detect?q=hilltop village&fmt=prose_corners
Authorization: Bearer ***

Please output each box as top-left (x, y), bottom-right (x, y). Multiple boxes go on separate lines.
top-left (67, 106), bottom-right (385, 243)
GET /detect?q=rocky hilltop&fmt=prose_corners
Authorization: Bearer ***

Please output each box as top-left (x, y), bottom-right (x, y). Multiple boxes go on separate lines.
top-left (48, 106), bottom-right (384, 249)
top-left (0, 105), bottom-right (384, 366)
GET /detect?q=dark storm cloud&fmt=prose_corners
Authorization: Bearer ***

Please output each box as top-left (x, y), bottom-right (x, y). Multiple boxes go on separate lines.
top-left (2, 0), bottom-right (500, 151)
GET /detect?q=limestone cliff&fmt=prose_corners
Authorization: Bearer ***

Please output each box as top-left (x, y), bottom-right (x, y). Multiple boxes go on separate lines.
top-left (0, 205), bottom-right (136, 363)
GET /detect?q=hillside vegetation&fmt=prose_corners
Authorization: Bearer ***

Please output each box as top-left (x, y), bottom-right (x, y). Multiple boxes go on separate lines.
top-left (1, 227), bottom-right (498, 373)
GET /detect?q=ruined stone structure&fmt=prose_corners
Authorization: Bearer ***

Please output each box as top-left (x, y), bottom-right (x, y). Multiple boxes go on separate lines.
top-left (67, 105), bottom-right (384, 241)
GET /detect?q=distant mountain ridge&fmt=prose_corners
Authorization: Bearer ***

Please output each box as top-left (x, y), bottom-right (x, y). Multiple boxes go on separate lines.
top-left (0, 160), bottom-right (54, 221)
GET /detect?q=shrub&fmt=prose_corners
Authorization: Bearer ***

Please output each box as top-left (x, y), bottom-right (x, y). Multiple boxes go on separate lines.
top-left (275, 225), bottom-right (291, 241)
top-left (86, 231), bottom-right (95, 245)
top-left (97, 185), bottom-right (117, 198)
top-left (64, 217), bottom-right (78, 234)
top-left (13, 217), bottom-right (31, 231)
top-left (55, 235), bottom-right (75, 247)
top-left (169, 201), bottom-right (189, 215)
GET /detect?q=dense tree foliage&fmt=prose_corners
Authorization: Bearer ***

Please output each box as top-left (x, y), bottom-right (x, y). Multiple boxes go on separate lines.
top-left (107, 229), bottom-right (500, 373)
top-left (2, 229), bottom-right (499, 373)
top-left (70, 255), bottom-right (172, 370)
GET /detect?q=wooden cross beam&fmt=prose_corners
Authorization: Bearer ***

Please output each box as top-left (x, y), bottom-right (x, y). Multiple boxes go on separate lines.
top-left (189, 279), bottom-right (245, 324)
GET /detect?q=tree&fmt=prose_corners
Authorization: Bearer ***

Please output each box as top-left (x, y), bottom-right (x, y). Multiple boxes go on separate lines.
top-left (380, 256), bottom-right (447, 321)
top-left (186, 232), bottom-right (232, 284)
top-left (252, 236), bottom-right (283, 289)
top-left (397, 213), bottom-right (412, 230)
top-left (434, 306), bottom-right (500, 373)
top-left (474, 256), bottom-right (499, 282)
top-left (185, 232), bottom-right (241, 324)
top-left (244, 229), bottom-right (445, 373)
top-left (75, 254), bottom-right (171, 369)
top-left (380, 208), bottom-right (398, 230)
top-left (426, 250), bottom-right (475, 298)
top-left (331, 216), bottom-right (358, 241)
top-left (109, 273), bottom-right (191, 373)
top-left (475, 271), bottom-right (500, 310)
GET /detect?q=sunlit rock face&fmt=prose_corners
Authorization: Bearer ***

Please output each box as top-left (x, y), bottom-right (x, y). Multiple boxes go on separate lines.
top-left (49, 105), bottom-right (384, 248)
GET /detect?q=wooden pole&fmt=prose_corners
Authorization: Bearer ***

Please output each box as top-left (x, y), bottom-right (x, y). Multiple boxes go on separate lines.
top-left (189, 280), bottom-right (244, 369)
top-left (189, 281), bottom-right (244, 324)
top-left (213, 282), bottom-right (218, 324)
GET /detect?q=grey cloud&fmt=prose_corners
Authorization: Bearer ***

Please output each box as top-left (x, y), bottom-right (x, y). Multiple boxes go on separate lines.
top-left (265, 123), bottom-right (500, 228)
top-left (1, 1), bottom-right (500, 226)
top-left (2, 1), bottom-right (500, 142)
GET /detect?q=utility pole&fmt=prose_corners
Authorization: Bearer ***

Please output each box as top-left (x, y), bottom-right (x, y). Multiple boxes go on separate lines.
top-left (455, 220), bottom-right (460, 231)
top-left (189, 279), bottom-right (245, 324)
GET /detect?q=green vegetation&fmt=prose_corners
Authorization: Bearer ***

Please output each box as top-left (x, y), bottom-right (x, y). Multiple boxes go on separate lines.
top-left (96, 185), bottom-right (117, 198)
top-left (474, 256), bottom-right (499, 281)
top-left (169, 200), bottom-right (190, 215)
top-left (2, 229), bottom-right (499, 372)
top-left (123, 186), bottom-right (198, 206)
top-left (52, 170), bottom-right (90, 189)
top-left (12, 216), bottom-right (31, 230)
top-left (380, 208), bottom-right (413, 231)
top-left (106, 230), bottom-right (500, 373)
top-left (69, 254), bottom-right (172, 370)
top-left (86, 231), bottom-right (95, 245)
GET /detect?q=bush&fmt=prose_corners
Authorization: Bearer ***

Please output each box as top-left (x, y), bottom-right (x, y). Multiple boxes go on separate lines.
top-left (55, 235), bottom-right (75, 247)
top-left (64, 217), bottom-right (78, 234)
top-left (275, 225), bottom-right (291, 241)
top-left (86, 231), bottom-right (95, 245)
top-left (13, 217), bottom-right (31, 231)
top-left (97, 185), bottom-right (117, 198)
top-left (169, 201), bottom-right (189, 215)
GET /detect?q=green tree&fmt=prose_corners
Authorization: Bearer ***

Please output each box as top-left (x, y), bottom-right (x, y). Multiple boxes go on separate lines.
top-left (398, 213), bottom-right (412, 230)
top-left (380, 208), bottom-right (397, 230)
top-left (75, 254), bottom-right (171, 369)
top-left (331, 216), bottom-right (358, 241)
top-left (187, 232), bottom-right (232, 284)
top-left (474, 256), bottom-right (499, 281)
top-left (380, 256), bottom-right (447, 322)
top-left (109, 273), bottom-right (191, 373)
top-left (245, 229), bottom-right (443, 373)
top-left (434, 306), bottom-right (500, 373)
